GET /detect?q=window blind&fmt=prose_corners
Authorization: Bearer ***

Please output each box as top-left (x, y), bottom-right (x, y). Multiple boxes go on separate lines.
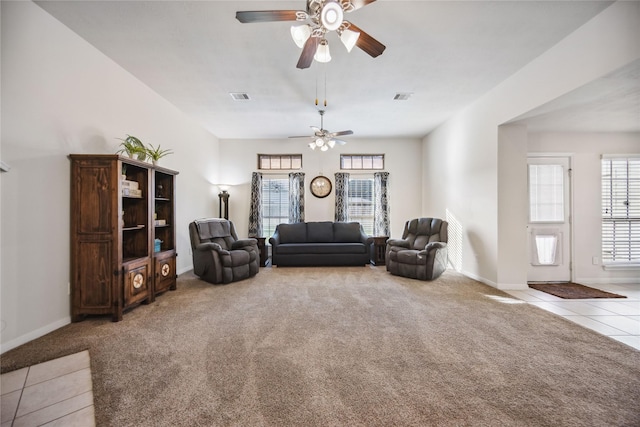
top-left (348, 177), bottom-right (374, 235)
top-left (529, 164), bottom-right (564, 222)
top-left (601, 157), bottom-right (640, 264)
top-left (262, 177), bottom-right (289, 238)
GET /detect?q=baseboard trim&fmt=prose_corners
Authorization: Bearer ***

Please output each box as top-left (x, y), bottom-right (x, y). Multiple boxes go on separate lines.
top-left (496, 283), bottom-right (529, 290)
top-left (177, 266), bottom-right (192, 276)
top-left (1, 317), bottom-right (71, 354)
top-left (461, 270), bottom-right (496, 288)
top-left (575, 277), bottom-right (640, 286)
top-left (458, 270), bottom-right (528, 290)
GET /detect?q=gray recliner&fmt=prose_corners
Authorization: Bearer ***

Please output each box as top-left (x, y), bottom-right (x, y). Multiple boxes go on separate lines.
top-left (189, 218), bottom-right (259, 284)
top-left (386, 218), bottom-right (449, 281)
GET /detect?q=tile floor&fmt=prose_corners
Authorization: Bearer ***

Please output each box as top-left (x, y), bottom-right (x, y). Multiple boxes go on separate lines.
top-left (504, 282), bottom-right (640, 351)
top-left (1, 283), bottom-right (637, 426)
top-left (1, 350), bottom-right (95, 427)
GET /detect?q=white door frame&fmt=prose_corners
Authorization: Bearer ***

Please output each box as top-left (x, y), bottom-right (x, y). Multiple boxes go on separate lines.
top-left (526, 153), bottom-right (575, 283)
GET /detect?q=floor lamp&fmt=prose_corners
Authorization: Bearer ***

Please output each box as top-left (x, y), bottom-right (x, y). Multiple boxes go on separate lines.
top-left (218, 186), bottom-right (229, 219)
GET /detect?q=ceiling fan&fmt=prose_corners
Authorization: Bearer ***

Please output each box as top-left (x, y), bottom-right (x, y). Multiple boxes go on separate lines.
top-left (236, 0), bottom-right (386, 69)
top-left (289, 110), bottom-right (353, 151)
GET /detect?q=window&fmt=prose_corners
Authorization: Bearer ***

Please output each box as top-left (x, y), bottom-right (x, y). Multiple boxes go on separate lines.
top-left (601, 156), bottom-right (640, 264)
top-left (348, 176), bottom-right (374, 235)
top-left (261, 176), bottom-right (290, 238)
top-left (258, 154), bottom-right (302, 170)
top-left (341, 154), bottom-right (384, 170)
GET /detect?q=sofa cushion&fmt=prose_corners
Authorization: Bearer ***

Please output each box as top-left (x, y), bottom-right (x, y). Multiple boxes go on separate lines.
top-left (276, 243), bottom-right (367, 255)
top-left (333, 222), bottom-right (362, 243)
top-left (307, 222), bottom-right (334, 243)
top-left (277, 222), bottom-right (307, 243)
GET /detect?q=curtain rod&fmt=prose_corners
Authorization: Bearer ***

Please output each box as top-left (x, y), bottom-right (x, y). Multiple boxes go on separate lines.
top-left (258, 171), bottom-right (385, 176)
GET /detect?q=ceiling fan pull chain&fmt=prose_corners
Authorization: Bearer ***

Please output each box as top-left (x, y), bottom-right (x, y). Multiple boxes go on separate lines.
top-left (314, 63), bottom-right (318, 105)
top-left (324, 62), bottom-right (328, 107)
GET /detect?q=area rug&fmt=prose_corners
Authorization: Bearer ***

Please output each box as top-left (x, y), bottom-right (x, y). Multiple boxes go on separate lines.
top-left (528, 282), bottom-right (627, 299)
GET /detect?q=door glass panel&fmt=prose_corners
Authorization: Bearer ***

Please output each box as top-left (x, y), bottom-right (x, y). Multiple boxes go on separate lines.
top-left (529, 164), bottom-right (564, 222)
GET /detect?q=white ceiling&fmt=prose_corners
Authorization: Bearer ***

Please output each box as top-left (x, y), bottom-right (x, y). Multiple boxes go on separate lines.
top-left (35, 0), bottom-right (636, 140)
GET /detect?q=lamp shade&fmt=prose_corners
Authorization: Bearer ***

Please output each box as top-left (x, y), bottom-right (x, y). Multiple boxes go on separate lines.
top-left (290, 24), bottom-right (311, 48)
top-left (327, 139), bottom-right (336, 148)
top-left (340, 28), bottom-right (360, 52)
top-left (314, 40), bottom-right (331, 63)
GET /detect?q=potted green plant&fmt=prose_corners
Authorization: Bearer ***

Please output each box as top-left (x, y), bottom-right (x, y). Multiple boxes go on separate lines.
top-left (145, 144), bottom-right (173, 165)
top-left (116, 135), bottom-right (147, 161)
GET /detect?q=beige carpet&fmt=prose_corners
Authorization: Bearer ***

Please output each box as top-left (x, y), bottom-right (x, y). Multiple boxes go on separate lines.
top-left (2, 267), bottom-right (639, 426)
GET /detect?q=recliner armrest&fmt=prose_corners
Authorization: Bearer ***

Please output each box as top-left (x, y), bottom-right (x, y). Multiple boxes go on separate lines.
top-left (423, 242), bottom-right (447, 252)
top-left (232, 238), bottom-right (257, 249)
top-left (196, 242), bottom-right (227, 255)
top-left (387, 239), bottom-right (410, 249)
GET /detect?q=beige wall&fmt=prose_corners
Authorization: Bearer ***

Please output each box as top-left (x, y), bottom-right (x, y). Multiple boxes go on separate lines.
top-left (1, 1), bottom-right (220, 352)
top-left (218, 138), bottom-right (423, 240)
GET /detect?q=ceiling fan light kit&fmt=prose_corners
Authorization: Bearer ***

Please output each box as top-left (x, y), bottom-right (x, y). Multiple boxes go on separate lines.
top-left (236, 0), bottom-right (385, 69)
top-left (293, 110), bottom-right (352, 151)
top-left (320, 1), bottom-right (343, 31)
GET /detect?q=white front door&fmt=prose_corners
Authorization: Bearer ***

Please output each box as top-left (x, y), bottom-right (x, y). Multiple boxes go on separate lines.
top-left (527, 156), bottom-right (572, 282)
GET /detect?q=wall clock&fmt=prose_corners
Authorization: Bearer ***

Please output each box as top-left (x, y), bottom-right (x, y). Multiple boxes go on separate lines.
top-left (310, 175), bottom-right (332, 198)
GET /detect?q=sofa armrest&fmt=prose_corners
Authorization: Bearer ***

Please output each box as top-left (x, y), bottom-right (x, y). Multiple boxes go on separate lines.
top-left (361, 231), bottom-right (374, 245)
top-left (269, 231), bottom-right (281, 246)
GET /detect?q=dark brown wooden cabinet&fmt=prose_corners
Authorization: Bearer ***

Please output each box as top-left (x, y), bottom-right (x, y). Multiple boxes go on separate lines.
top-left (69, 154), bottom-right (178, 322)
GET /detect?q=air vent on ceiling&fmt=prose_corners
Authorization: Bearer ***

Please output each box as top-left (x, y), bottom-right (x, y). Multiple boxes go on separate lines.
top-left (393, 93), bottom-right (412, 101)
top-left (230, 92), bottom-right (250, 101)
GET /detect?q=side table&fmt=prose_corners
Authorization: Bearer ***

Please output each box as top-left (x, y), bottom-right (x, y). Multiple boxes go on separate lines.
top-left (371, 236), bottom-right (389, 266)
top-left (255, 237), bottom-right (267, 267)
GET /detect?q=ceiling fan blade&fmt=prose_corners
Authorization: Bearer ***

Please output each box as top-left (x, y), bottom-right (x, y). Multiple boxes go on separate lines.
top-left (236, 10), bottom-right (303, 23)
top-left (297, 36), bottom-right (320, 69)
top-left (346, 22), bottom-right (386, 58)
top-left (328, 130), bottom-right (354, 137)
top-left (345, 0), bottom-right (377, 12)
top-left (289, 135), bottom-right (312, 139)
top-left (311, 126), bottom-right (321, 134)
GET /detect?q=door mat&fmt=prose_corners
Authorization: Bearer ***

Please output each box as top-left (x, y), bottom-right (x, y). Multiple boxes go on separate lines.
top-left (528, 282), bottom-right (626, 299)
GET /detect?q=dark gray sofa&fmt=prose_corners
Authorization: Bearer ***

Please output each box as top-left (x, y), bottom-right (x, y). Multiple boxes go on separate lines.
top-left (269, 221), bottom-right (372, 267)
